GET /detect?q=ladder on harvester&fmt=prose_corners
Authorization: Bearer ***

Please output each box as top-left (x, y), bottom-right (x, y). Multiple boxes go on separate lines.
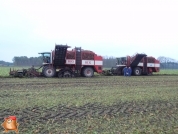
top-left (130, 53), bottom-right (147, 67)
top-left (53, 45), bottom-right (69, 66)
top-left (143, 56), bottom-right (148, 74)
top-left (75, 47), bottom-right (82, 76)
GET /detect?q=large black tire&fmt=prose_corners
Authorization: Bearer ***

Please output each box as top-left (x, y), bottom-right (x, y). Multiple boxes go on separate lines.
top-left (64, 71), bottom-right (74, 78)
top-left (58, 71), bottom-right (63, 78)
top-left (58, 69), bottom-right (75, 78)
top-left (133, 67), bottom-right (142, 76)
top-left (43, 66), bottom-right (56, 77)
top-left (82, 67), bottom-right (94, 77)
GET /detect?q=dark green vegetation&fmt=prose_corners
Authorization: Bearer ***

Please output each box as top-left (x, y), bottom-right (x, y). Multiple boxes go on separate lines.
top-left (0, 74), bottom-right (178, 133)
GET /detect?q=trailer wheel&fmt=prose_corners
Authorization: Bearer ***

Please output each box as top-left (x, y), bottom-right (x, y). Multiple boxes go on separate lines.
top-left (43, 66), bottom-right (56, 77)
top-left (82, 67), bottom-right (94, 77)
top-left (134, 67), bottom-right (142, 76)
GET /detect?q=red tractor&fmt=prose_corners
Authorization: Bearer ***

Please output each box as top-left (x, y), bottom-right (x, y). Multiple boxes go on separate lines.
top-left (38, 44), bottom-right (103, 78)
top-left (108, 53), bottom-right (160, 76)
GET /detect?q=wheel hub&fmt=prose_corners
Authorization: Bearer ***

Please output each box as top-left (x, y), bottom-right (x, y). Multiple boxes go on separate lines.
top-left (136, 70), bottom-right (139, 74)
top-left (45, 68), bottom-right (55, 77)
top-left (86, 70), bottom-right (91, 75)
top-left (47, 69), bottom-right (52, 75)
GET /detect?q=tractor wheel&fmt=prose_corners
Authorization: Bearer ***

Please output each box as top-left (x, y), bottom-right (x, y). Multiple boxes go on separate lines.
top-left (43, 66), bottom-right (56, 77)
top-left (82, 67), bottom-right (94, 77)
top-left (133, 67), bottom-right (142, 76)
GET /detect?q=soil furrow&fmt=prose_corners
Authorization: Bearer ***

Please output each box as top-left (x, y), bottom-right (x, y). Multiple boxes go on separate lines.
top-left (1, 101), bottom-right (177, 125)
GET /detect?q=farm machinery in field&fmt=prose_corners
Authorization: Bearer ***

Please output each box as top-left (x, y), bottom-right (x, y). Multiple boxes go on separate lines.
top-left (9, 44), bottom-right (160, 78)
top-left (9, 44), bottom-right (103, 78)
top-left (102, 53), bottom-right (160, 76)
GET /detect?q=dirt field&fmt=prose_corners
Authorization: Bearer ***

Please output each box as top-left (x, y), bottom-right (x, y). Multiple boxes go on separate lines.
top-left (0, 75), bottom-right (178, 133)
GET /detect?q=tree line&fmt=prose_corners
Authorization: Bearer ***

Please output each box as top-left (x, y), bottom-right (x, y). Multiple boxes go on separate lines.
top-left (11, 56), bottom-right (117, 67)
top-left (158, 56), bottom-right (178, 69)
top-left (1, 56), bottom-right (178, 69)
top-left (12, 56), bottom-right (43, 66)
top-left (0, 60), bottom-right (13, 66)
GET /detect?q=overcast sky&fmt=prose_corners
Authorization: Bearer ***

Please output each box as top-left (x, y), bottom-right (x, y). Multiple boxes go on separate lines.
top-left (0, 0), bottom-right (178, 62)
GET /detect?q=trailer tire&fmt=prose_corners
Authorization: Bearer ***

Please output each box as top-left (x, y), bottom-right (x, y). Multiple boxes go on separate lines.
top-left (82, 67), bottom-right (94, 77)
top-left (134, 67), bottom-right (142, 76)
top-left (43, 66), bottom-right (56, 77)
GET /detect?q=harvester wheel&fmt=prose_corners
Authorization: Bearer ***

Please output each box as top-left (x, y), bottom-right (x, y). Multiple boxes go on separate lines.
top-left (43, 66), bottom-right (56, 77)
top-left (63, 71), bottom-right (72, 78)
top-left (58, 70), bottom-right (75, 78)
top-left (82, 67), bottom-right (94, 77)
top-left (58, 72), bottom-right (63, 78)
top-left (133, 67), bottom-right (142, 76)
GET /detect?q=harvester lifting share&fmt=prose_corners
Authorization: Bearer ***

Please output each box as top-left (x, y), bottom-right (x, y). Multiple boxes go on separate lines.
top-left (9, 66), bottom-right (43, 78)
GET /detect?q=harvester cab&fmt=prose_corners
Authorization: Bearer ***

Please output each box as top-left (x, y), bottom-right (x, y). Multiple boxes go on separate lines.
top-left (109, 57), bottom-right (127, 75)
top-left (38, 52), bottom-right (52, 64)
top-left (116, 57), bottom-right (127, 66)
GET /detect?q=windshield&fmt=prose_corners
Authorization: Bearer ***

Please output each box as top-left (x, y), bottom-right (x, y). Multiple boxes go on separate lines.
top-left (43, 53), bottom-right (50, 57)
top-left (39, 53), bottom-right (51, 63)
top-left (116, 57), bottom-right (127, 65)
